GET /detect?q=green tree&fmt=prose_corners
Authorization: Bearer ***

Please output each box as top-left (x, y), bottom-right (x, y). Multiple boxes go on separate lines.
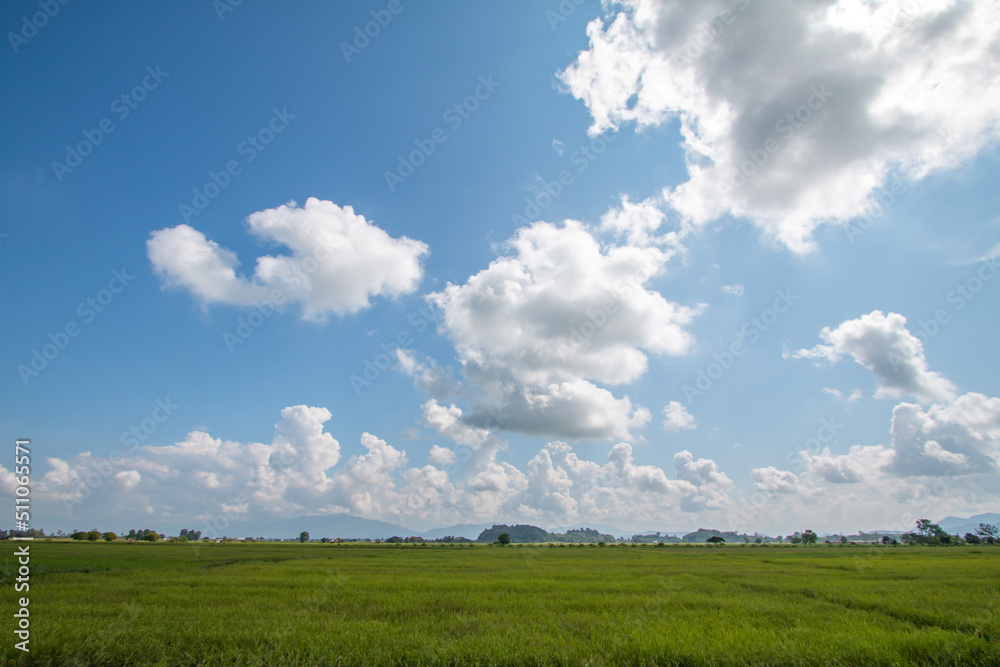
top-left (143, 531), bottom-right (161, 542)
top-left (497, 532), bottom-right (511, 546)
top-left (299, 531), bottom-right (310, 543)
top-left (975, 523), bottom-right (998, 544)
top-left (965, 532), bottom-right (981, 545)
top-left (801, 530), bottom-right (818, 545)
top-left (706, 536), bottom-right (725, 545)
top-left (102, 532), bottom-right (117, 542)
top-left (86, 530), bottom-right (101, 541)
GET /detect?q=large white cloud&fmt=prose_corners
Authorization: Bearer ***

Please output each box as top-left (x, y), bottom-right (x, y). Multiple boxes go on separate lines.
top-left (426, 219), bottom-right (699, 440)
top-left (786, 310), bottom-right (956, 404)
top-left (148, 198), bottom-right (428, 320)
top-left (559, 0), bottom-right (1000, 252)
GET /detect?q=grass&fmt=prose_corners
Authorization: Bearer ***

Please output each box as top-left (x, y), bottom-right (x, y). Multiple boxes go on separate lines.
top-left (1, 541), bottom-right (998, 665)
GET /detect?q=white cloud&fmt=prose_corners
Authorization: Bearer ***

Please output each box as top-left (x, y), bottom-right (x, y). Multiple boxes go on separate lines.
top-left (674, 450), bottom-right (735, 512)
top-left (885, 393), bottom-right (1000, 476)
top-left (20, 393), bottom-right (999, 535)
top-left (599, 194), bottom-right (680, 248)
top-left (750, 467), bottom-right (801, 495)
top-left (396, 350), bottom-right (458, 400)
top-left (459, 374), bottom-right (652, 442)
top-left (559, 0), bottom-right (1000, 252)
top-left (421, 400), bottom-right (495, 451)
top-left (721, 284), bottom-right (744, 297)
top-left (146, 224), bottom-right (269, 306)
top-left (427, 219), bottom-right (699, 440)
top-left (787, 310), bottom-right (957, 404)
top-left (148, 198), bottom-right (428, 320)
top-left (427, 445), bottom-right (458, 466)
top-left (823, 387), bottom-right (864, 403)
top-left (662, 400), bottom-right (696, 432)
top-left (739, 389), bottom-right (1000, 532)
top-left (22, 403), bottom-right (748, 533)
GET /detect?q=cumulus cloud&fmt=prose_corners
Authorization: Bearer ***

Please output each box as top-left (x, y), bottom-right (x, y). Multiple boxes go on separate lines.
top-left (148, 197), bottom-right (428, 320)
top-left (885, 393), bottom-right (1000, 476)
top-left (750, 467), bottom-right (801, 495)
top-left (22, 395), bottom-right (999, 535)
top-left (674, 450), bottom-right (735, 511)
top-left (786, 310), bottom-right (956, 404)
top-left (739, 388), bottom-right (1000, 532)
top-left (427, 219), bottom-right (699, 440)
top-left (662, 400), bottom-right (696, 432)
top-left (427, 445), bottom-right (458, 466)
top-left (459, 372), bottom-right (652, 442)
top-left (599, 194), bottom-right (681, 248)
top-left (801, 445), bottom-right (890, 484)
top-left (21, 403), bottom-right (748, 533)
top-left (559, 0), bottom-right (1000, 252)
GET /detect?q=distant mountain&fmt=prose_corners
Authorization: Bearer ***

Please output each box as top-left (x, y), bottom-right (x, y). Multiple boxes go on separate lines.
top-left (681, 528), bottom-right (741, 543)
top-left (476, 524), bottom-right (617, 544)
top-left (937, 512), bottom-right (1000, 536)
top-left (223, 514), bottom-right (418, 540)
top-left (548, 522), bottom-right (630, 539)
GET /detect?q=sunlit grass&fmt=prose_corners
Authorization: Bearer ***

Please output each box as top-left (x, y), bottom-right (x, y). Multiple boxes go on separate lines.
top-left (2, 541), bottom-right (998, 665)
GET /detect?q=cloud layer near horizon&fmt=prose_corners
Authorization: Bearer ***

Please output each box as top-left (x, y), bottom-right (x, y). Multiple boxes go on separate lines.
top-left (14, 307), bottom-right (999, 535)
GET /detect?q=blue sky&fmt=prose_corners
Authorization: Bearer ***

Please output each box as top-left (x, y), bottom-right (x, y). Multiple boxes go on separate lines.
top-left (2, 0), bottom-right (999, 536)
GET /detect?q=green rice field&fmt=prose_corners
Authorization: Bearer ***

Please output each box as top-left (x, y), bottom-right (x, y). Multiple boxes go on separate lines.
top-left (2, 541), bottom-right (998, 666)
